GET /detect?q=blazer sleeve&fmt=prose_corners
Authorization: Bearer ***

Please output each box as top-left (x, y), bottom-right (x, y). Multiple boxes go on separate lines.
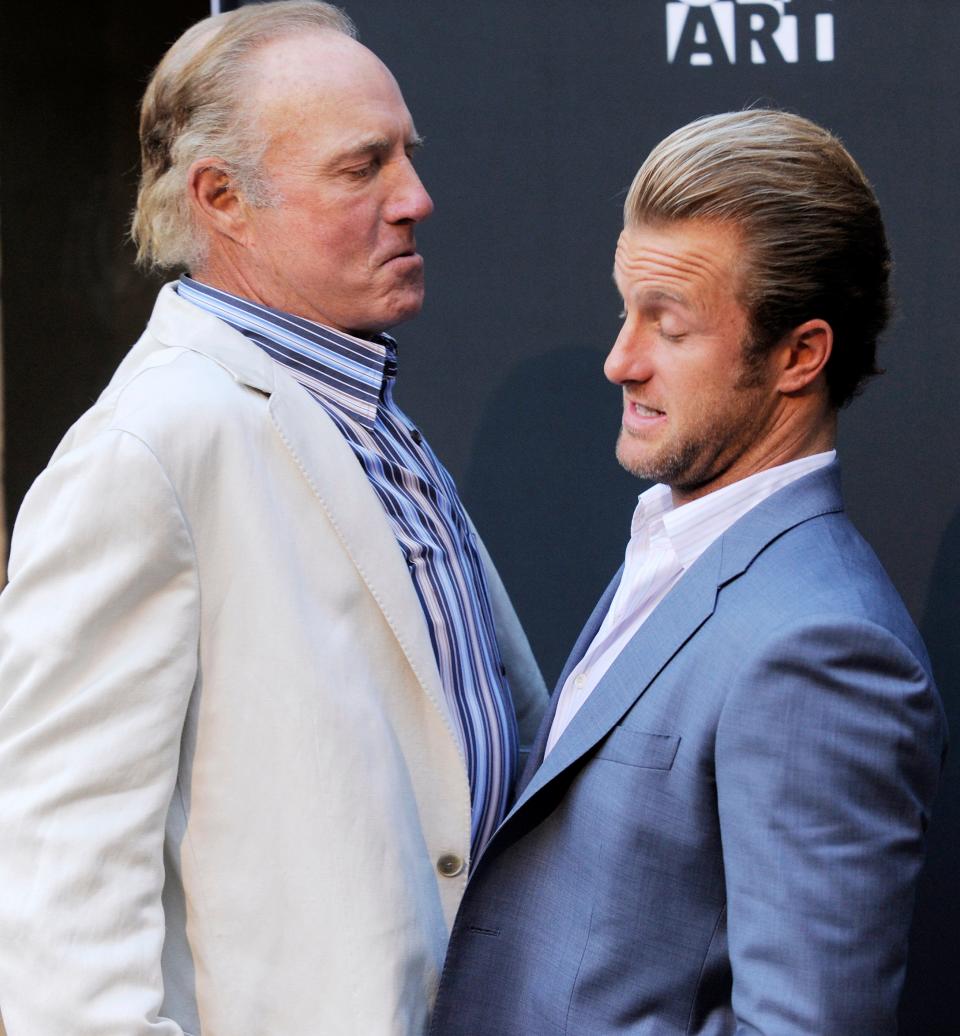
top-left (0, 428), bottom-right (199, 1036)
top-left (715, 614), bottom-right (945, 1035)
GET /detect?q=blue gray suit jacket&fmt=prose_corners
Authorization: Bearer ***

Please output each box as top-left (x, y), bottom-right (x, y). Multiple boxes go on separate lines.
top-left (430, 464), bottom-right (946, 1035)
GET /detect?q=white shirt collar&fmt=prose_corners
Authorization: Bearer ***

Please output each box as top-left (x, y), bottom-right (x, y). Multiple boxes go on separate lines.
top-left (631, 450), bottom-right (837, 573)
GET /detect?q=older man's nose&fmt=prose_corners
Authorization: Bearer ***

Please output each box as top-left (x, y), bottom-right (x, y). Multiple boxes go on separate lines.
top-left (387, 161), bottom-right (434, 224)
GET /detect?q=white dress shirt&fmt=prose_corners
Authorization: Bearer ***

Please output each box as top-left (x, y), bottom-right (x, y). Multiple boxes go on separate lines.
top-left (545, 451), bottom-right (836, 755)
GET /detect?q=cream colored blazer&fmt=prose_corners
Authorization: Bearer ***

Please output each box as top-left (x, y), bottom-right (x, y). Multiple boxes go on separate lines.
top-left (0, 284), bottom-right (547, 1036)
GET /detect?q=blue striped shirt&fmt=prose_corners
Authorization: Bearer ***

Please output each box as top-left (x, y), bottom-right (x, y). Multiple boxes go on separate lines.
top-left (178, 276), bottom-right (518, 859)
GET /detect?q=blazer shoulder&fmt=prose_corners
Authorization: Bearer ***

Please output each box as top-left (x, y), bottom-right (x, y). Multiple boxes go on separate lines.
top-left (57, 339), bottom-right (268, 464)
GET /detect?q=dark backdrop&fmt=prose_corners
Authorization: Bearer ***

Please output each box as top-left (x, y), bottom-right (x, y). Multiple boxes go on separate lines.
top-left (2, 2), bottom-right (957, 1031)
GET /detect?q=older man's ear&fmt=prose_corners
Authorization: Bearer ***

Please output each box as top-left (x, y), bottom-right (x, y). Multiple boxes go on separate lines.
top-left (188, 159), bottom-right (250, 247)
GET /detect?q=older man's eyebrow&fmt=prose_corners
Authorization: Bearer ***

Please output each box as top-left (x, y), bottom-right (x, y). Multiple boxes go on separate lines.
top-left (331, 133), bottom-right (425, 165)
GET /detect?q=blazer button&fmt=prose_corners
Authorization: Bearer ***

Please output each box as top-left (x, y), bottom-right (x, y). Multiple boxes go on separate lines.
top-left (436, 853), bottom-right (465, 878)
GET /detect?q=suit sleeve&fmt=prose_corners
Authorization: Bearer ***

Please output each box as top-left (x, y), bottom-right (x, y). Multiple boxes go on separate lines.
top-left (715, 615), bottom-right (945, 1035)
top-left (0, 428), bottom-right (199, 1036)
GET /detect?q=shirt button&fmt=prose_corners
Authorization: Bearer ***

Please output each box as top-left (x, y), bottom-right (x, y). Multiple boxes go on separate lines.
top-left (410, 427), bottom-right (424, 445)
top-left (573, 673), bottom-right (586, 690)
top-left (436, 853), bottom-right (465, 878)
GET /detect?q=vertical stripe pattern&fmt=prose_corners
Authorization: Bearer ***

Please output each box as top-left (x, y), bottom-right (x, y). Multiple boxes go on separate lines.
top-left (178, 277), bottom-right (518, 859)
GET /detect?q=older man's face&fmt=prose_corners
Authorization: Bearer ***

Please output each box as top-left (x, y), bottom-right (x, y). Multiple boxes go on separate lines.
top-left (237, 32), bottom-right (434, 334)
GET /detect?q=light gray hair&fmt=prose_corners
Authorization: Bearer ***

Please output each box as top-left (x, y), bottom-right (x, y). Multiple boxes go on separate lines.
top-left (132, 1), bottom-right (356, 271)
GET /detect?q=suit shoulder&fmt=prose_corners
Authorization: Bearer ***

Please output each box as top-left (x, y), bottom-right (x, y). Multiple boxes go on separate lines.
top-left (723, 508), bottom-right (928, 661)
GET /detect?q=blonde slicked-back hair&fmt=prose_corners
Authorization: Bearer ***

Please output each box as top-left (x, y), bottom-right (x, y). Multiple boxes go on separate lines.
top-left (625, 110), bottom-right (891, 408)
top-left (132, 0), bottom-right (356, 272)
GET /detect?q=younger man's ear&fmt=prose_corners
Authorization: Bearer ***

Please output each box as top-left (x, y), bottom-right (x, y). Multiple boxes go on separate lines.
top-left (776, 318), bottom-right (833, 395)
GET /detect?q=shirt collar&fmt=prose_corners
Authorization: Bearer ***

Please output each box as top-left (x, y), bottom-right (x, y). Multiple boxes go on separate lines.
top-left (177, 276), bottom-right (395, 429)
top-left (631, 451), bottom-right (837, 572)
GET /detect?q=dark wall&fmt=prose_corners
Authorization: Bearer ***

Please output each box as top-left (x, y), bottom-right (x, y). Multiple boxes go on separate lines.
top-left (1, 1), bottom-right (204, 521)
top-left (346, 9), bottom-right (960, 1026)
top-left (2, 2), bottom-right (957, 1032)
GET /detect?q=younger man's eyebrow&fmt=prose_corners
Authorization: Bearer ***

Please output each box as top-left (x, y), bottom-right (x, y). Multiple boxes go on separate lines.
top-left (610, 275), bottom-right (689, 309)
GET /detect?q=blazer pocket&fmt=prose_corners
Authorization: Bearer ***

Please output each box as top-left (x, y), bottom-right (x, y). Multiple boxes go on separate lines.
top-left (595, 728), bottom-right (680, 770)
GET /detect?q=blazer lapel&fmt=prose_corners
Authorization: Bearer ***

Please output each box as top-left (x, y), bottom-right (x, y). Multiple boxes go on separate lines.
top-left (266, 367), bottom-right (452, 729)
top-left (148, 283), bottom-right (452, 734)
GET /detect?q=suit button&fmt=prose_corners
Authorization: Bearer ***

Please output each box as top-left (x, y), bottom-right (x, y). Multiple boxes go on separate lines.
top-left (436, 853), bottom-right (465, 877)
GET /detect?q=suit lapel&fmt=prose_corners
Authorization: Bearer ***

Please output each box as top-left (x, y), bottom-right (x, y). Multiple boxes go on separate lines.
top-left (510, 463), bottom-right (845, 818)
top-left (515, 568), bottom-right (624, 795)
top-left (556, 570), bottom-right (624, 697)
top-left (512, 546), bottom-right (722, 813)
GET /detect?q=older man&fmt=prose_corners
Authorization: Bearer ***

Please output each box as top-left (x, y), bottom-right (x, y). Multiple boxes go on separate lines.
top-left (0, 4), bottom-right (545, 1034)
top-left (431, 110), bottom-right (946, 1035)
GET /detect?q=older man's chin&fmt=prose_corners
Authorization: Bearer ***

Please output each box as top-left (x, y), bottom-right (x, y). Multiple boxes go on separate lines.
top-left (349, 286), bottom-right (426, 336)
top-left (383, 272), bottom-right (427, 323)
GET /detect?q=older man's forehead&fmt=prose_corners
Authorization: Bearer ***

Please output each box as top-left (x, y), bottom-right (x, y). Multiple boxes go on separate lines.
top-left (245, 36), bottom-right (417, 159)
top-left (243, 29), bottom-right (389, 105)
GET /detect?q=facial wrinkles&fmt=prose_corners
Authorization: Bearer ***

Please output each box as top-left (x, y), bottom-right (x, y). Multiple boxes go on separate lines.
top-left (615, 232), bottom-right (730, 318)
top-left (268, 105), bottom-right (401, 174)
top-left (606, 219), bottom-right (796, 501)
